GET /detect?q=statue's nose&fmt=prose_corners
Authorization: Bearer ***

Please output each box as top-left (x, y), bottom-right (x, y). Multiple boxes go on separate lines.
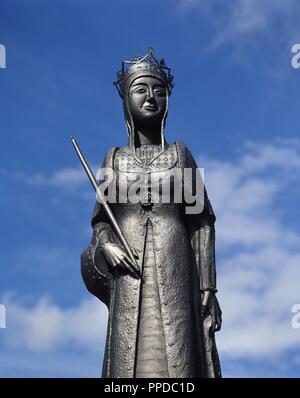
top-left (146, 88), bottom-right (155, 102)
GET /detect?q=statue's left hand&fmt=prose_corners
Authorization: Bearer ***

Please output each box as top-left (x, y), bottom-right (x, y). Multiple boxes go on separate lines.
top-left (201, 291), bottom-right (222, 332)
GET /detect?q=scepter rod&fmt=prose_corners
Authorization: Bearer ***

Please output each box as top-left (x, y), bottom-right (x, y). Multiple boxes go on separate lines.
top-left (71, 137), bottom-right (140, 272)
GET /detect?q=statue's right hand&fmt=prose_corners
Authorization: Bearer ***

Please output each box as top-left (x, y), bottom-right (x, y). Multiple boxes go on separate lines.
top-left (101, 242), bottom-right (140, 278)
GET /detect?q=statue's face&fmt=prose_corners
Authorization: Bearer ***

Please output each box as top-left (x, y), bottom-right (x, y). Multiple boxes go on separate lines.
top-left (127, 76), bottom-right (167, 126)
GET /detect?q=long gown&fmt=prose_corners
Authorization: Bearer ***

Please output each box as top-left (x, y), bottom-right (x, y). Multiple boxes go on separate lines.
top-left (81, 139), bottom-right (222, 378)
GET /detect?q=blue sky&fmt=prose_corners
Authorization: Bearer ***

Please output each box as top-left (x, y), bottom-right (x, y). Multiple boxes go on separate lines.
top-left (0, 0), bottom-right (300, 377)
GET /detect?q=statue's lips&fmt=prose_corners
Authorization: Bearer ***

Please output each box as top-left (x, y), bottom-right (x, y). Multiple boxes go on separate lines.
top-left (142, 105), bottom-right (157, 111)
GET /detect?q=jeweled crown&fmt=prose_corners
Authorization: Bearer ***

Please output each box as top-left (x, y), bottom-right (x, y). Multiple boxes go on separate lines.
top-left (114, 47), bottom-right (174, 98)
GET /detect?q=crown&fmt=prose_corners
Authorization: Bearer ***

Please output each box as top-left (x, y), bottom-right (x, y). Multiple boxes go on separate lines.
top-left (114, 47), bottom-right (174, 98)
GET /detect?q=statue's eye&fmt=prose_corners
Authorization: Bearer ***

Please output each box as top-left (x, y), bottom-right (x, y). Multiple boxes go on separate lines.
top-left (155, 89), bottom-right (166, 96)
top-left (136, 88), bottom-right (146, 94)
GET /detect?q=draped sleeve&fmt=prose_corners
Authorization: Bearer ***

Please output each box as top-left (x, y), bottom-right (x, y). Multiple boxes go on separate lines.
top-left (81, 146), bottom-right (118, 307)
top-left (175, 140), bottom-right (217, 292)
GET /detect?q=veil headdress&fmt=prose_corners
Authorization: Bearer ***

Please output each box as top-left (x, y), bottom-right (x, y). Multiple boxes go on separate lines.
top-left (114, 48), bottom-right (174, 159)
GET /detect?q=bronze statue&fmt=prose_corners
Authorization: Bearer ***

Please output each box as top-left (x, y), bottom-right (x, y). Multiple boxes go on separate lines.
top-left (80, 48), bottom-right (222, 378)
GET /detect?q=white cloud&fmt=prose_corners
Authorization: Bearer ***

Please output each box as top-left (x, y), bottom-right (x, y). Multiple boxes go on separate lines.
top-left (21, 167), bottom-right (87, 188)
top-left (2, 295), bottom-right (107, 353)
top-left (199, 139), bottom-right (300, 362)
top-left (5, 165), bottom-right (100, 203)
top-left (177, 0), bottom-right (300, 49)
top-left (218, 247), bottom-right (300, 358)
top-left (9, 164), bottom-right (98, 190)
top-left (26, 167), bottom-right (86, 188)
top-left (201, 141), bottom-right (300, 249)
top-left (0, 349), bottom-right (103, 377)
